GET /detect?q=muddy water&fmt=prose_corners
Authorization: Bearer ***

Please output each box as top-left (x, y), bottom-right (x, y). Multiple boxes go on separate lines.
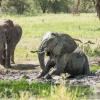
top-left (0, 64), bottom-right (100, 99)
top-left (69, 76), bottom-right (100, 100)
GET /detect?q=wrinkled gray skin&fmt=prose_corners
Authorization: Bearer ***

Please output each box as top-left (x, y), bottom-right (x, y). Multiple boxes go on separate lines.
top-left (39, 48), bottom-right (90, 79)
top-left (38, 32), bottom-right (78, 78)
top-left (64, 48), bottom-right (90, 77)
top-left (0, 19), bottom-right (22, 67)
top-left (0, 29), bottom-right (6, 65)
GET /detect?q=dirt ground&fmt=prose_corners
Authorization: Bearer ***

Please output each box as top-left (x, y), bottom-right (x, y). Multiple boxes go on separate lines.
top-left (0, 57), bottom-right (100, 85)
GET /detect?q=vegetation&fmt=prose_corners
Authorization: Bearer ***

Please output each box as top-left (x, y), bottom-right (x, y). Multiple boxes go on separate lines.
top-left (0, 13), bottom-right (99, 62)
top-left (0, 2), bottom-right (100, 98)
top-left (0, 79), bottom-right (92, 100)
top-left (0, 13), bottom-right (99, 99)
top-left (0, 0), bottom-right (96, 15)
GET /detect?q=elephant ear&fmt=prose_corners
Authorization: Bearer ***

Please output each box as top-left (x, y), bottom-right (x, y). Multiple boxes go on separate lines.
top-left (53, 34), bottom-right (77, 56)
top-left (61, 34), bottom-right (77, 53)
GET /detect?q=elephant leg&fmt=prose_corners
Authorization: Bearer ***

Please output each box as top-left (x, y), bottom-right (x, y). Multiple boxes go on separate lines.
top-left (82, 56), bottom-right (90, 75)
top-left (10, 46), bottom-right (16, 64)
top-left (0, 55), bottom-right (4, 65)
top-left (49, 54), bottom-right (69, 76)
top-left (38, 59), bottom-right (55, 78)
top-left (5, 43), bottom-right (11, 68)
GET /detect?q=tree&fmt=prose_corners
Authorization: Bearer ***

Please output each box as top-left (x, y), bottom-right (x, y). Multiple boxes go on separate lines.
top-left (96, 0), bottom-right (100, 19)
top-left (73, 0), bottom-right (80, 14)
top-left (1, 0), bottom-right (29, 14)
top-left (80, 0), bottom-right (95, 13)
top-left (36, 0), bottom-right (49, 13)
top-left (0, 0), bottom-right (2, 6)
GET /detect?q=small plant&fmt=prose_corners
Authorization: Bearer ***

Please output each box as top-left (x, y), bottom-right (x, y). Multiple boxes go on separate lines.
top-left (80, 42), bottom-right (100, 57)
top-left (93, 45), bottom-right (100, 56)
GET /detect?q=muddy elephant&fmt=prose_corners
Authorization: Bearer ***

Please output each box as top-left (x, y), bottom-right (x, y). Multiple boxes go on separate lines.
top-left (38, 32), bottom-right (77, 77)
top-left (37, 32), bottom-right (90, 78)
top-left (64, 48), bottom-right (90, 77)
top-left (0, 19), bottom-right (22, 67)
top-left (39, 48), bottom-right (90, 79)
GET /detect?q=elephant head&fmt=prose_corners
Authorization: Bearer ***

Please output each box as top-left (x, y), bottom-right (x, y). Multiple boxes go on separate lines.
top-left (38, 32), bottom-right (77, 70)
top-left (38, 32), bottom-right (57, 70)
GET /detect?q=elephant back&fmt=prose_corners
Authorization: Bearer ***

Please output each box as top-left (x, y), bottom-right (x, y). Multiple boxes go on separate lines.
top-left (60, 34), bottom-right (77, 53)
top-left (0, 19), bottom-right (14, 41)
top-left (12, 24), bottom-right (22, 43)
top-left (53, 33), bottom-right (77, 56)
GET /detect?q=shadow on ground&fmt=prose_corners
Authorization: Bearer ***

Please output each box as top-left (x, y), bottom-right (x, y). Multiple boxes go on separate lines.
top-left (11, 63), bottom-right (40, 70)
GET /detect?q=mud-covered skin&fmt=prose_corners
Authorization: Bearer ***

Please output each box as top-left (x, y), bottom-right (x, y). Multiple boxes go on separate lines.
top-left (39, 48), bottom-right (90, 79)
top-left (64, 48), bottom-right (90, 77)
top-left (38, 32), bottom-right (78, 78)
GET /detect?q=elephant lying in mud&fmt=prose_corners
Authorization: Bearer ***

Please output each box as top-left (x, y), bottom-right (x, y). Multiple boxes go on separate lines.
top-left (37, 32), bottom-right (90, 78)
top-left (0, 19), bottom-right (22, 67)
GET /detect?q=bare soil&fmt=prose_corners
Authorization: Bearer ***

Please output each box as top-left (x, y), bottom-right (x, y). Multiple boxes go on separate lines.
top-left (0, 57), bottom-right (100, 85)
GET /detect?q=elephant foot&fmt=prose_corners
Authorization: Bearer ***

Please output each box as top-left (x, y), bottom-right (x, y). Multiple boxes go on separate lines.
top-left (11, 61), bottom-right (15, 64)
top-left (37, 73), bottom-right (44, 79)
top-left (37, 73), bottom-right (52, 80)
top-left (5, 65), bottom-right (11, 68)
top-left (0, 59), bottom-right (5, 66)
top-left (4, 63), bottom-right (11, 68)
top-left (37, 71), bottom-right (47, 78)
top-left (45, 74), bottom-right (52, 79)
top-left (67, 75), bottom-right (75, 79)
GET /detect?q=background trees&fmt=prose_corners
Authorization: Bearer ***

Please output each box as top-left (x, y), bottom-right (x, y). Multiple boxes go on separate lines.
top-left (0, 0), bottom-right (99, 17)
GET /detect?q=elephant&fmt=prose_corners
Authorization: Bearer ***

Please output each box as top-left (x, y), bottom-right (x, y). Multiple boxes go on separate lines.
top-left (0, 19), bottom-right (22, 67)
top-left (10, 23), bottom-right (22, 64)
top-left (39, 48), bottom-right (90, 79)
top-left (0, 28), bottom-right (6, 65)
top-left (37, 32), bottom-right (90, 78)
top-left (38, 32), bottom-right (77, 77)
top-left (64, 48), bottom-right (90, 77)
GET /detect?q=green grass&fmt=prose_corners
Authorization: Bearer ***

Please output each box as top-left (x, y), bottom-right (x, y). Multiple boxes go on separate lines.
top-left (0, 13), bottom-right (99, 62)
top-left (0, 79), bottom-right (92, 100)
top-left (90, 65), bottom-right (100, 73)
top-left (0, 79), bottom-right (51, 98)
top-left (0, 13), bottom-right (100, 99)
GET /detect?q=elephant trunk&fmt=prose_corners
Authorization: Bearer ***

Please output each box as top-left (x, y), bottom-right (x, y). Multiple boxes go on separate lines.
top-left (38, 41), bottom-right (47, 70)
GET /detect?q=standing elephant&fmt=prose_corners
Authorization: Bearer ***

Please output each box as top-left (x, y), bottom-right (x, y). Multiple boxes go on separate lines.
top-left (38, 32), bottom-right (77, 77)
top-left (0, 19), bottom-right (22, 67)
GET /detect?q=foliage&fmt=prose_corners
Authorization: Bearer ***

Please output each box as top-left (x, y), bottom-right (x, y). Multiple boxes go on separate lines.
top-left (1, 0), bottom-right (29, 14)
top-left (0, 79), bottom-right (51, 98)
top-left (90, 65), bottom-right (100, 72)
top-left (0, 14), bottom-right (99, 61)
top-left (93, 45), bottom-right (100, 56)
top-left (80, 43), bottom-right (100, 57)
top-left (0, 0), bottom-right (96, 15)
top-left (80, 0), bottom-right (95, 13)
top-left (0, 80), bottom-right (93, 99)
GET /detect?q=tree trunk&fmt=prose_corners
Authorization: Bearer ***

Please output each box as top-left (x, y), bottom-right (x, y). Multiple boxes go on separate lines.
top-left (96, 0), bottom-right (100, 19)
top-left (73, 0), bottom-right (80, 14)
